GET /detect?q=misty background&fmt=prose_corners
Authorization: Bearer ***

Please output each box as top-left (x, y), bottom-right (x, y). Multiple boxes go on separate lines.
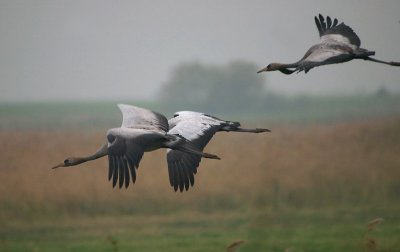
top-left (1, 0), bottom-right (400, 104)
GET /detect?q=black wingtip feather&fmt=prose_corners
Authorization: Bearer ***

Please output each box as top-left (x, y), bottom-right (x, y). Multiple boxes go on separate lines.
top-left (181, 157), bottom-right (195, 187)
top-left (123, 158), bottom-right (130, 189)
top-left (326, 16), bottom-right (332, 28)
top-left (118, 157), bottom-right (124, 189)
top-left (167, 165), bottom-right (174, 186)
top-left (315, 15), bottom-right (323, 36)
top-left (173, 163), bottom-right (179, 192)
top-left (112, 156), bottom-right (118, 188)
top-left (332, 18), bottom-right (338, 27)
top-left (126, 155), bottom-right (136, 184)
top-left (181, 164), bottom-right (190, 191)
top-left (319, 14), bottom-right (326, 30)
top-left (108, 155), bottom-right (113, 181)
top-left (178, 164), bottom-right (185, 192)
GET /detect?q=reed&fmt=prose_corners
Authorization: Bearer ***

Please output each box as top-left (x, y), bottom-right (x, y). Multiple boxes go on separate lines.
top-left (0, 118), bottom-right (399, 218)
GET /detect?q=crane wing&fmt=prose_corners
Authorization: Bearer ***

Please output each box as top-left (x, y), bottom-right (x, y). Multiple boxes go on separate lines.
top-left (168, 111), bottom-right (229, 150)
top-left (297, 44), bottom-right (354, 73)
top-left (166, 112), bottom-right (223, 191)
top-left (107, 129), bottom-right (165, 189)
top-left (166, 148), bottom-right (201, 192)
top-left (117, 104), bottom-right (169, 132)
top-left (301, 44), bottom-right (351, 63)
top-left (107, 141), bottom-right (145, 189)
top-left (314, 14), bottom-right (361, 48)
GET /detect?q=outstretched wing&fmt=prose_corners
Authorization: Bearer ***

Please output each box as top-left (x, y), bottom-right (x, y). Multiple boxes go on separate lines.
top-left (108, 143), bottom-right (144, 189)
top-left (314, 14), bottom-right (361, 48)
top-left (166, 111), bottom-right (224, 192)
top-left (166, 148), bottom-right (201, 192)
top-left (168, 113), bottom-right (223, 149)
top-left (107, 129), bottom-right (164, 189)
top-left (118, 104), bottom-right (169, 132)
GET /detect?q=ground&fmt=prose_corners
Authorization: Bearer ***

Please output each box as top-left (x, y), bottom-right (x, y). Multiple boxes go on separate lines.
top-left (1, 116), bottom-right (399, 251)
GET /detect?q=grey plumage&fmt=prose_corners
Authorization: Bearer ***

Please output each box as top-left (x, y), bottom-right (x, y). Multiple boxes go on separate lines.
top-left (52, 104), bottom-right (220, 191)
top-left (166, 111), bottom-right (270, 192)
top-left (258, 14), bottom-right (400, 74)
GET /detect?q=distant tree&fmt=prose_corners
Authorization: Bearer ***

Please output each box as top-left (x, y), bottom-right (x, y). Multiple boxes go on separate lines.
top-left (159, 60), bottom-right (267, 113)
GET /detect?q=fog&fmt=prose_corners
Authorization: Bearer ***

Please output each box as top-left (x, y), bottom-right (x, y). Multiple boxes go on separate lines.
top-left (1, 0), bottom-right (399, 102)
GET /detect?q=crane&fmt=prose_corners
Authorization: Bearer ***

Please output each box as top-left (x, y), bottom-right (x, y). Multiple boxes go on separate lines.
top-left (51, 104), bottom-right (220, 190)
top-left (52, 105), bottom-right (270, 192)
top-left (166, 111), bottom-right (270, 192)
top-left (257, 14), bottom-right (400, 74)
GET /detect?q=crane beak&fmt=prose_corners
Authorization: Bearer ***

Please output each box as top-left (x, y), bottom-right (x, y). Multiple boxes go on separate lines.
top-left (257, 66), bottom-right (268, 73)
top-left (51, 162), bottom-right (65, 169)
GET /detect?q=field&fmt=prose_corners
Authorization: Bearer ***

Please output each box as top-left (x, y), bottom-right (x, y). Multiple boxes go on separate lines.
top-left (1, 106), bottom-right (400, 251)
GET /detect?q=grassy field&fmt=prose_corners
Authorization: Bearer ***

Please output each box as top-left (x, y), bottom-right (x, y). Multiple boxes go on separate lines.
top-left (1, 112), bottom-right (400, 251)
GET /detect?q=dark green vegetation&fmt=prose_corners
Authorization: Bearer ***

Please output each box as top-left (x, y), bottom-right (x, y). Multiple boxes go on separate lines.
top-left (1, 208), bottom-right (398, 252)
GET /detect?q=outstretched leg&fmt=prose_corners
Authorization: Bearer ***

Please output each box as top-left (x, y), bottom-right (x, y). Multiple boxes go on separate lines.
top-left (231, 128), bottom-right (271, 133)
top-left (365, 57), bottom-right (400, 66)
top-left (168, 135), bottom-right (221, 160)
top-left (222, 124), bottom-right (270, 133)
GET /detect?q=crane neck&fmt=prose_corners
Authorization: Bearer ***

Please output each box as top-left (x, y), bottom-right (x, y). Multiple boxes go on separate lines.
top-left (75, 143), bottom-right (108, 165)
top-left (87, 143), bottom-right (108, 160)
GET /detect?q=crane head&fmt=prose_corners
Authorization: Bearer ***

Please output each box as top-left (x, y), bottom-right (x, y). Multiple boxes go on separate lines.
top-left (257, 63), bottom-right (295, 75)
top-left (257, 64), bottom-right (273, 73)
top-left (51, 157), bottom-right (83, 169)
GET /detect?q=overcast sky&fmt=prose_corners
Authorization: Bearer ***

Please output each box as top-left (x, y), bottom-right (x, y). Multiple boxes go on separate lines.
top-left (1, 0), bottom-right (399, 102)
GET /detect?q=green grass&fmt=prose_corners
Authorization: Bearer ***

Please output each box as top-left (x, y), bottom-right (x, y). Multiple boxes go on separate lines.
top-left (1, 207), bottom-right (399, 252)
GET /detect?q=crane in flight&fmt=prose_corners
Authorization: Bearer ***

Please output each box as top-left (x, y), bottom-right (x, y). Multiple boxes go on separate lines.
top-left (257, 14), bottom-right (400, 74)
top-left (52, 105), bottom-right (270, 192)
top-left (166, 111), bottom-right (269, 192)
top-left (52, 104), bottom-right (220, 190)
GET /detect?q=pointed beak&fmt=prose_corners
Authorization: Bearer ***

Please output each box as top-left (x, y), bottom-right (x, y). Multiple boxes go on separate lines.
top-left (51, 163), bottom-right (64, 169)
top-left (257, 66), bottom-right (268, 74)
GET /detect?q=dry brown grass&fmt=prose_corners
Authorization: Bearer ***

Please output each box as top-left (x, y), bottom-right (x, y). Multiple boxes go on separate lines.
top-left (1, 118), bottom-right (400, 218)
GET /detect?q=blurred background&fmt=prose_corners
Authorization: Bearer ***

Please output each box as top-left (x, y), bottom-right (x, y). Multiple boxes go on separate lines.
top-left (1, 1), bottom-right (399, 251)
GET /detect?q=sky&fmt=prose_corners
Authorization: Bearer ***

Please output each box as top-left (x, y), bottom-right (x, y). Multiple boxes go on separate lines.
top-left (1, 0), bottom-right (399, 102)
